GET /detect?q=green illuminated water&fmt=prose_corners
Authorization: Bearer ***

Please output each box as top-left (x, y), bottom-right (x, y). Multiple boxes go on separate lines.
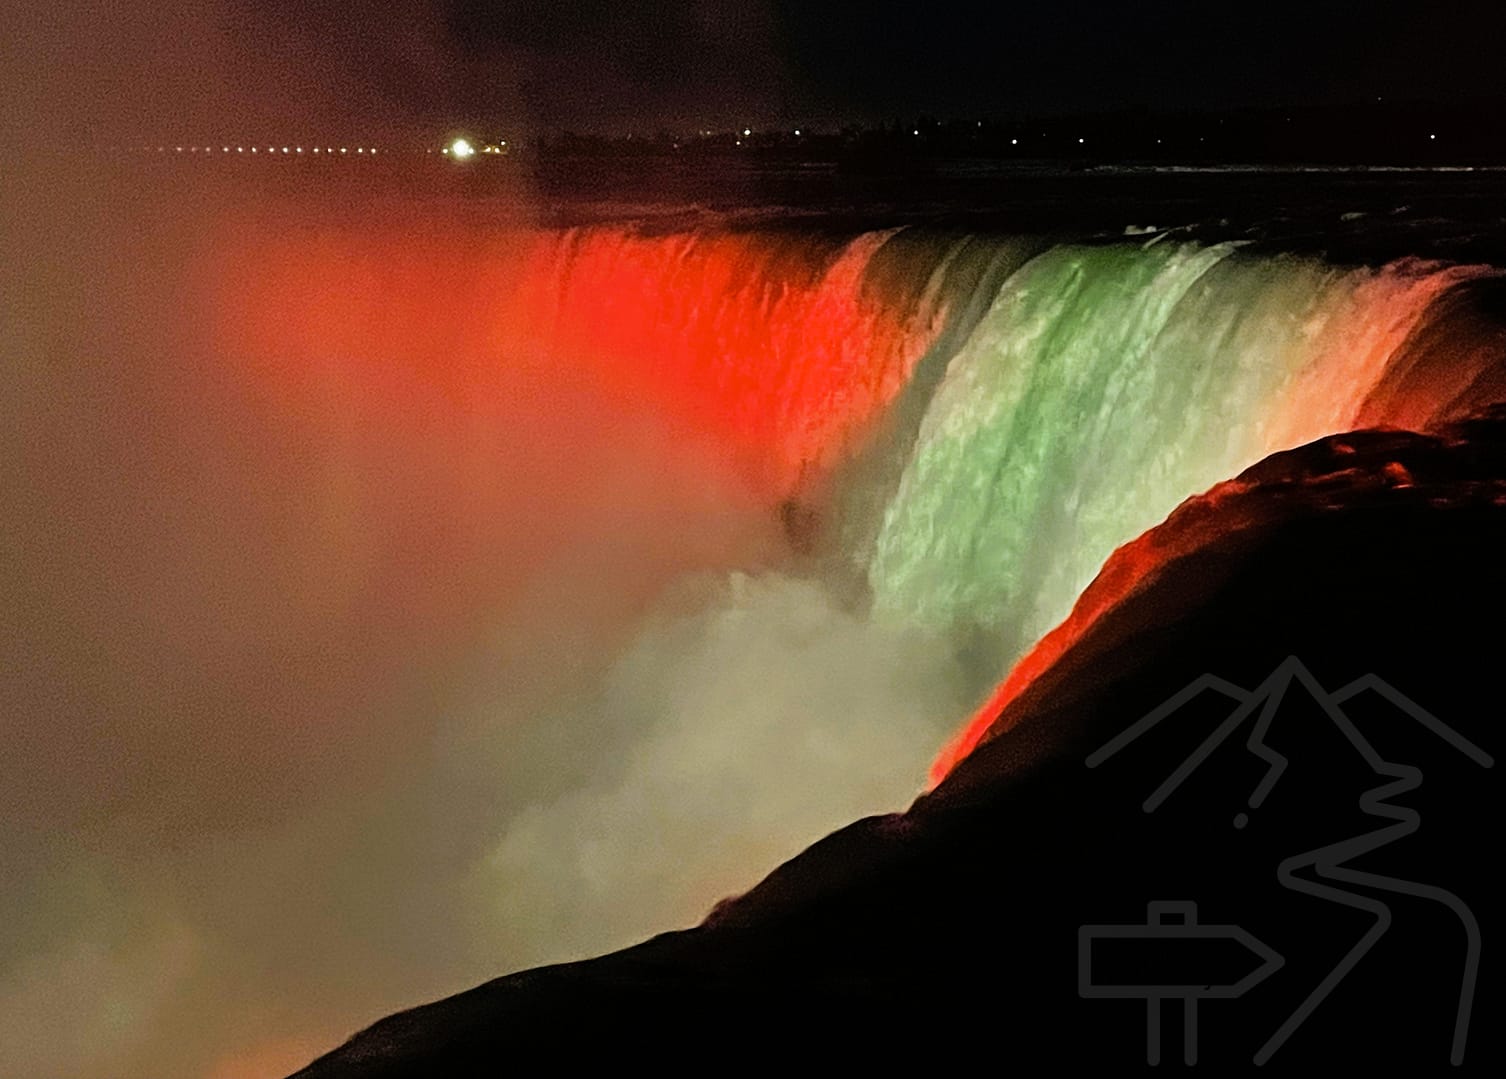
top-left (856, 239), bottom-right (1484, 675)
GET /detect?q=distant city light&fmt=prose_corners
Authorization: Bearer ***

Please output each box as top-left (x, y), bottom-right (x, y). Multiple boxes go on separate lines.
top-left (114, 117), bottom-right (1464, 168)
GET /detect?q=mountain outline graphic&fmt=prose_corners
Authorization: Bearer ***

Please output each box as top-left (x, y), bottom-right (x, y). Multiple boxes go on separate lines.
top-left (1085, 656), bottom-right (1494, 1064)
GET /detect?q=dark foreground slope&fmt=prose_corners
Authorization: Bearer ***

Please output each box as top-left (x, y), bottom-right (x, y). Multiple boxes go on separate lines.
top-left (295, 409), bottom-right (1506, 1075)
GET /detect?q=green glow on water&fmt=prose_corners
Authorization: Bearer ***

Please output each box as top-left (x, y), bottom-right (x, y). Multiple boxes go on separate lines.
top-left (861, 239), bottom-right (1461, 677)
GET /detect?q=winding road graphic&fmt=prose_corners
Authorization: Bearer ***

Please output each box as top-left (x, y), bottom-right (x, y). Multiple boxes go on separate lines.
top-left (1083, 658), bottom-right (1494, 1064)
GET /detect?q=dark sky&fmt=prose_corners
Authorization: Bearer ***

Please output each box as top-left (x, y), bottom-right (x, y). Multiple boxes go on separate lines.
top-left (10, 1), bottom-right (1506, 143)
top-left (432, 0), bottom-right (1506, 131)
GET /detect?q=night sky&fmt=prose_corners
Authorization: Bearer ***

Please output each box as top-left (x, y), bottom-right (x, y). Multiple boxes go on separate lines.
top-left (8, 1), bottom-right (1506, 147)
top-left (382, 1), bottom-right (1506, 131)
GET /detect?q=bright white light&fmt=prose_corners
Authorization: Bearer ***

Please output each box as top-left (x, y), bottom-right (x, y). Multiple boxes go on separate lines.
top-left (313, 147), bottom-right (320, 153)
top-left (237, 147), bottom-right (243, 152)
top-left (743, 128), bottom-right (751, 137)
top-left (251, 147), bottom-right (257, 153)
top-left (176, 146), bottom-right (183, 152)
top-left (222, 146), bottom-right (229, 152)
top-left (340, 148), bottom-right (347, 153)
top-left (296, 147), bottom-right (302, 153)
top-left (370, 148), bottom-right (376, 154)
top-left (357, 147), bottom-right (364, 154)
top-left (1011, 138), bottom-right (1018, 145)
top-left (282, 147), bottom-right (289, 153)
top-left (913, 129), bottom-right (919, 136)
top-left (794, 129), bottom-right (801, 136)
top-left (1430, 133), bottom-right (1437, 140)
top-left (449, 138), bottom-right (475, 160)
top-left (1078, 137), bottom-right (1085, 144)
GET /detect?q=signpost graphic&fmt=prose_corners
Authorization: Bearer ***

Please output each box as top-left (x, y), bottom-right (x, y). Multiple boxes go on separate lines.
top-left (1079, 900), bottom-right (1284, 1064)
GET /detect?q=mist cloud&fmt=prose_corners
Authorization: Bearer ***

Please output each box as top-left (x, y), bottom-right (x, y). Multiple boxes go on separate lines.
top-left (1, 12), bottom-right (962, 1077)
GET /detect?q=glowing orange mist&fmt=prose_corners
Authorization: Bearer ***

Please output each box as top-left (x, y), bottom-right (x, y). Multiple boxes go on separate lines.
top-left (507, 227), bottom-right (947, 496)
top-left (217, 222), bottom-right (947, 504)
